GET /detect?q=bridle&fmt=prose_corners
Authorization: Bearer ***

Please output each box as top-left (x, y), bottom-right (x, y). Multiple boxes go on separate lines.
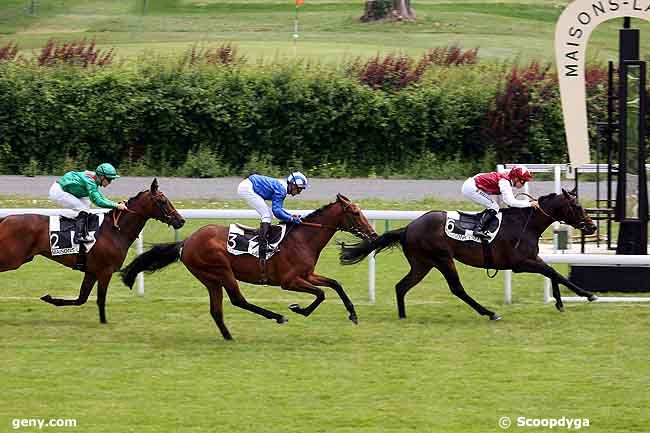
top-left (517, 192), bottom-right (587, 230)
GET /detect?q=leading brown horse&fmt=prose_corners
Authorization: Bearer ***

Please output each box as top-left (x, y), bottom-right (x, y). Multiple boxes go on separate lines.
top-left (340, 189), bottom-right (597, 320)
top-left (121, 194), bottom-right (377, 340)
top-left (0, 179), bottom-right (185, 323)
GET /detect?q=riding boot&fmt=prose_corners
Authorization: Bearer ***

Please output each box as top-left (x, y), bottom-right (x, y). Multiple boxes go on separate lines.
top-left (258, 222), bottom-right (271, 282)
top-left (474, 209), bottom-right (497, 239)
top-left (73, 211), bottom-right (93, 244)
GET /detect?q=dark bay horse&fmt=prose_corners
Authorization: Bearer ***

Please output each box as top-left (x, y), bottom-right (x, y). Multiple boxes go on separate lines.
top-left (340, 189), bottom-right (597, 320)
top-left (0, 179), bottom-right (185, 323)
top-left (121, 194), bottom-right (377, 340)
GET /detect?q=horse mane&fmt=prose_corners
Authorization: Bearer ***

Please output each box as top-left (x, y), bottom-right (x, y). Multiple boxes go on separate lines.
top-left (106, 190), bottom-right (148, 217)
top-left (126, 190), bottom-right (148, 206)
top-left (302, 200), bottom-right (337, 221)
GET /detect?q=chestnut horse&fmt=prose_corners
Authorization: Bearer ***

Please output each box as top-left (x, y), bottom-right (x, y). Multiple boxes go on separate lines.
top-left (340, 189), bottom-right (597, 320)
top-left (121, 194), bottom-right (376, 340)
top-left (0, 179), bottom-right (185, 323)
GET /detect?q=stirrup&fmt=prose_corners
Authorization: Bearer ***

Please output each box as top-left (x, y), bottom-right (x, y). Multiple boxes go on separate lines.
top-left (473, 229), bottom-right (489, 239)
top-left (74, 235), bottom-right (93, 244)
top-left (259, 258), bottom-right (268, 284)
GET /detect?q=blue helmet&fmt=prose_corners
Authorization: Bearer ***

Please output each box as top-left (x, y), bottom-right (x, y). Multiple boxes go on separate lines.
top-left (287, 171), bottom-right (308, 189)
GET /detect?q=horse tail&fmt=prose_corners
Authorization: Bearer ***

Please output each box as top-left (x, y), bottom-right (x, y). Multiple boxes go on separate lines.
top-left (339, 227), bottom-right (406, 265)
top-left (121, 241), bottom-right (184, 289)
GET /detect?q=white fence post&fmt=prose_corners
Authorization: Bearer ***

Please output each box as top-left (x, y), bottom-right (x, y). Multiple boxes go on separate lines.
top-left (504, 270), bottom-right (512, 304)
top-left (544, 278), bottom-right (552, 303)
top-left (368, 219), bottom-right (376, 304)
top-left (136, 230), bottom-right (144, 297)
top-left (553, 164), bottom-right (562, 251)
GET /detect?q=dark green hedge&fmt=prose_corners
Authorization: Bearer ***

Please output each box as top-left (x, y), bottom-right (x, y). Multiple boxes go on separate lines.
top-left (0, 62), bottom-right (584, 177)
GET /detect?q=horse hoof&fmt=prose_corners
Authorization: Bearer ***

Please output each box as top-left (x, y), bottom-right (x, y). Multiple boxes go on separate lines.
top-left (557, 305), bottom-right (565, 312)
top-left (288, 303), bottom-right (300, 312)
top-left (276, 316), bottom-right (288, 325)
top-left (588, 295), bottom-right (598, 302)
top-left (40, 294), bottom-right (52, 303)
top-left (349, 314), bottom-right (358, 325)
top-left (489, 313), bottom-right (502, 321)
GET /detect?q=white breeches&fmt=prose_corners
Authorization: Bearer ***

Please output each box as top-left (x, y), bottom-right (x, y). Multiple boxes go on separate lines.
top-left (461, 178), bottom-right (500, 211)
top-left (49, 182), bottom-right (91, 210)
top-left (237, 179), bottom-right (272, 223)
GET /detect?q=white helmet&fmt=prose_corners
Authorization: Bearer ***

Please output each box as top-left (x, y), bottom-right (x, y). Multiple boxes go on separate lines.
top-left (287, 171), bottom-right (308, 189)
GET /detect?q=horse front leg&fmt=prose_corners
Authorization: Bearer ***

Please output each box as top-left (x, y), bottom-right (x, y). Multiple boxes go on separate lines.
top-left (513, 258), bottom-right (597, 308)
top-left (551, 278), bottom-right (564, 312)
top-left (307, 274), bottom-right (358, 324)
top-left (40, 273), bottom-right (97, 307)
top-left (95, 271), bottom-right (114, 324)
top-left (282, 276), bottom-right (326, 318)
top-left (436, 259), bottom-right (500, 320)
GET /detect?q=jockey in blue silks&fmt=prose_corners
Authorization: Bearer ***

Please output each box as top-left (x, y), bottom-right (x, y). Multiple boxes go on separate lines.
top-left (237, 171), bottom-right (308, 279)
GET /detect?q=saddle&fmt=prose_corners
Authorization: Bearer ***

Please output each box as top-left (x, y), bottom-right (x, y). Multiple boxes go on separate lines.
top-left (444, 210), bottom-right (502, 244)
top-left (227, 223), bottom-right (287, 258)
top-left (49, 213), bottom-right (103, 259)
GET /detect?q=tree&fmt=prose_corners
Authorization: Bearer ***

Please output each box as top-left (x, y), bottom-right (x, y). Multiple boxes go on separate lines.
top-left (361, 0), bottom-right (416, 22)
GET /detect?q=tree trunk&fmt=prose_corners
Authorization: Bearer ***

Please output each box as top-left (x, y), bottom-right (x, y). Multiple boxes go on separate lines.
top-left (361, 0), bottom-right (416, 22)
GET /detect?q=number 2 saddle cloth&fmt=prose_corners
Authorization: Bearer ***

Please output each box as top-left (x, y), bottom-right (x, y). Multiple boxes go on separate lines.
top-left (49, 213), bottom-right (104, 256)
top-left (227, 223), bottom-right (288, 258)
top-left (444, 210), bottom-right (503, 244)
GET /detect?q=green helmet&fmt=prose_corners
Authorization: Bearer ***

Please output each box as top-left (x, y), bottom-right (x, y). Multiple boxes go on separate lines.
top-left (96, 163), bottom-right (120, 180)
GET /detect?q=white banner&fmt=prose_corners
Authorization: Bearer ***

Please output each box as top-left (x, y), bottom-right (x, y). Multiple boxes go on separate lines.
top-left (555, 0), bottom-right (650, 167)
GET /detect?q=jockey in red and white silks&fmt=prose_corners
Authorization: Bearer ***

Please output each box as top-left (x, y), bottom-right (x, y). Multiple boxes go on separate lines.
top-left (461, 165), bottom-right (539, 238)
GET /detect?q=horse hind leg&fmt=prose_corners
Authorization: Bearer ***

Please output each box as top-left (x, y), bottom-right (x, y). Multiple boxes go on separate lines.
top-left (211, 270), bottom-right (287, 338)
top-left (282, 277), bottom-right (326, 318)
top-left (41, 273), bottom-right (97, 307)
top-left (395, 260), bottom-right (433, 319)
top-left (436, 259), bottom-right (500, 320)
top-left (222, 276), bottom-right (288, 325)
top-left (207, 284), bottom-right (232, 340)
top-left (190, 270), bottom-right (234, 340)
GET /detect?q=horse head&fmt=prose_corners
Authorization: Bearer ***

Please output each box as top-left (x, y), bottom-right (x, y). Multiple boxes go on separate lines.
top-left (127, 179), bottom-right (185, 229)
top-left (333, 193), bottom-right (377, 240)
top-left (540, 188), bottom-right (596, 235)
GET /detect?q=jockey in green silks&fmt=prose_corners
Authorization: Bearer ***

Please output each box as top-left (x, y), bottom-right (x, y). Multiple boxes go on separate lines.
top-left (48, 163), bottom-right (128, 243)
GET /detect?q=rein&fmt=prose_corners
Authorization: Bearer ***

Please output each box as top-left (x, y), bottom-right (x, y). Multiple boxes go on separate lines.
top-left (111, 192), bottom-right (170, 230)
top-left (300, 221), bottom-right (338, 231)
top-left (112, 208), bottom-right (138, 230)
top-left (297, 201), bottom-right (371, 240)
top-left (512, 193), bottom-right (585, 248)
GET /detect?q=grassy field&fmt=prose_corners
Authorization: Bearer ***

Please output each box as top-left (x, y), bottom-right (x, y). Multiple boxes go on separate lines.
top-left (3, 0), bottom-right (650, 63)
top-left (0, 197), bottom-right (648, 432)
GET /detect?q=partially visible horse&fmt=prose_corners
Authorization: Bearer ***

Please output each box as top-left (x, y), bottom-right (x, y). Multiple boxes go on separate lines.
top-left (121, 194), bottom-right (377, 340)
top-left (0, 179), bottom-right (185, 323)
top-left (340, 189), bottom-right (597, 320)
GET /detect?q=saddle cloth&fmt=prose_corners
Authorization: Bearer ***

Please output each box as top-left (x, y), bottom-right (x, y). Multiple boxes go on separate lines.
top-left (49, 213), bottom-right (104, 256)
top-left (444, 210), bottom-right (502, 244)
top-left (227, 223), bottom-right (287, 258)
